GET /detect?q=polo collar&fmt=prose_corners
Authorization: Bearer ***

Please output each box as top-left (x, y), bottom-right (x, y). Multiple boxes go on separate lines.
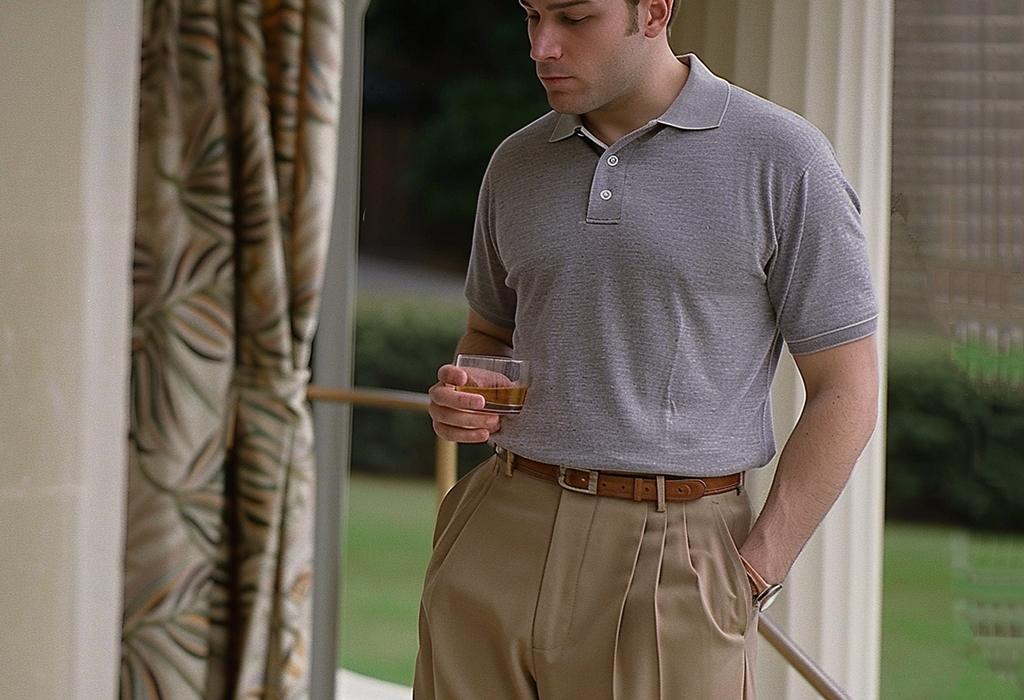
top-left (549, 53), bottom-right (731, 143)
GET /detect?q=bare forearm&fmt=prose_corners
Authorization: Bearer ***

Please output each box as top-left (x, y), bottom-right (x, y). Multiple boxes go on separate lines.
top-left (740, 389), bottom-right (876, 582)
top-left (456, 328), bottom-right (513, 357)
top-left (740, 337), bottom-right (879, 584)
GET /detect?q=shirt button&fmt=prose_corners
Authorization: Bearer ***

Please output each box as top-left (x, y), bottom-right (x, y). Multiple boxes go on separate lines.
top-left (607, 155), bottom-right (619, 166)
top-left (600, 189), bottom-right (613, 200)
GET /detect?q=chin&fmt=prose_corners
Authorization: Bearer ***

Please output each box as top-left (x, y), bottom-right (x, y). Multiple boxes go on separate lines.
top-left (545, 94), bottom-right (588, 116)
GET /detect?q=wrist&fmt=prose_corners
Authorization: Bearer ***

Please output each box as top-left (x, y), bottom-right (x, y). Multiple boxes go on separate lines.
top-left (738, 526), bottom-right (792, 584)
top-left (740, 555), bottom-right (784, 612)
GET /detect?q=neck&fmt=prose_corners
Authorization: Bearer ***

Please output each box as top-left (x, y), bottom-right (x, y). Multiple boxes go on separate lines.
top-left (582, 50), bottom-right (690, 146)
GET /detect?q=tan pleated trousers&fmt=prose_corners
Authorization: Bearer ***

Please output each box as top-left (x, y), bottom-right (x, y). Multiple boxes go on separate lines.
top-left (413, 455), bottom-right (758, 700)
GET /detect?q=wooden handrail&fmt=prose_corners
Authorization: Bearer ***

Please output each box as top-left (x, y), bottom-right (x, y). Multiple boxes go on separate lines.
top-left (306, 384), bottom-right (431, 412)
top-left (307, 383), bottom-right (853, 700)
top-left (306, 384), bottom-right (458, 501)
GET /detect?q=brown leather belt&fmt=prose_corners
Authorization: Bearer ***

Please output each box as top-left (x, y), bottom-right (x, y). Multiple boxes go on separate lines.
top-left (498, 449), bottom-right (744, 503)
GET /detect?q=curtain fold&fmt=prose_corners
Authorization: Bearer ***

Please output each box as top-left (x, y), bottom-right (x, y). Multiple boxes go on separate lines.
top-left (123, 0), bottom-right (342, 697)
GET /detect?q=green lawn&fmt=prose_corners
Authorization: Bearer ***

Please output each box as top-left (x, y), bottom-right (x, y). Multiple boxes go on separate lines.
top-left (881, 523), bottom-right (1024, 700)
top-left (341, 475), bottom-right (1024, 697)
top-left (340, 474), bottom-right (436, 685)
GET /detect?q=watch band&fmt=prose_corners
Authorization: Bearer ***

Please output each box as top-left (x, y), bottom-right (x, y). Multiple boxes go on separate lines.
top-left (740, 556), bottom-right (784, 612)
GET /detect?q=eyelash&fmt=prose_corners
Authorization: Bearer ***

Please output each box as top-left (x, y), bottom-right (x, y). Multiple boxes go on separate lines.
top-left (524, 14), bottom-right (588, 24)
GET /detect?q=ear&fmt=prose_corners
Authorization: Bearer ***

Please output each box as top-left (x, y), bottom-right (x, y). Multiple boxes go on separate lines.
top-left (643, 0), bottom-right (673, 38)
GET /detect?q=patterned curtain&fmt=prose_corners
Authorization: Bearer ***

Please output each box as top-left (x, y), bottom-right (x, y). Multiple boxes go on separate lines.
top-left (123, 0), bottom-right (342, 698)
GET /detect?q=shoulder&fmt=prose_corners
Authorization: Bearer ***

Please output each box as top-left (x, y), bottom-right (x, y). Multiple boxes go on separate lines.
top-left (485, 111), bottom-right (562, 176)
top-left (723, 86), bottom-right (838, 172)
top-left (497, 109), bottom-right (561, 149)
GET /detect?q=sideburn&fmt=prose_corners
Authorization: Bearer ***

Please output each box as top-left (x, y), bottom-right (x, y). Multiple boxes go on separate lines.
top-left (625, 0), bottom-right (641, 34)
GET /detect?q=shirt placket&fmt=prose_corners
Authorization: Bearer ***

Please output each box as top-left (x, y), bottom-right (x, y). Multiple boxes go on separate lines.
top-left (587, 149), bottom-right (627, 224)
top-left (581, 123), bottom-right (655, 225)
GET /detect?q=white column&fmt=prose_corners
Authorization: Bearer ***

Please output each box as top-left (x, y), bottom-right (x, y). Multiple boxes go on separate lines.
top-left (310, 1), bottom-right (373, 698)
top-left (739, 1), bottom-right (893, 699)
top-left (0, 0), bottom-right (137, 698)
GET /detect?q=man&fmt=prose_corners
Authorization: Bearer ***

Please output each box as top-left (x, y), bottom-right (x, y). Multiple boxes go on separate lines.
top-left (417, 0), bottom-right (879, 697)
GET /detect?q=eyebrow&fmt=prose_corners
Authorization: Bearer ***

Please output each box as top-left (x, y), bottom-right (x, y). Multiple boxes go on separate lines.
top-left (519, 0), bottom-right (593, 10)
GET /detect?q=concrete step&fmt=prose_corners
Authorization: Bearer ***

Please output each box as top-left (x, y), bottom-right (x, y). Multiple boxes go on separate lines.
top-left (337, 669), bottom-right (412, 700)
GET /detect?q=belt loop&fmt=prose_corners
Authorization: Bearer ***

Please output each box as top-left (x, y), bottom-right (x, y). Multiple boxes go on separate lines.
top-left (497, 446), bottom-right (514, 477)
top-left (656, 474), bottom-right (666, 512)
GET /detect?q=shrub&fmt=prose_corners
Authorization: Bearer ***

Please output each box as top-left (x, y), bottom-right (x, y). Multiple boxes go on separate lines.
top-left (350, 295), bottom-right (493, 477)
top-left (886, 339), bottom-right (1024, 531)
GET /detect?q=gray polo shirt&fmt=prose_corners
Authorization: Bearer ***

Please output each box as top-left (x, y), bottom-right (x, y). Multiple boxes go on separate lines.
top-left (465, 54), bottom-right (878, 477)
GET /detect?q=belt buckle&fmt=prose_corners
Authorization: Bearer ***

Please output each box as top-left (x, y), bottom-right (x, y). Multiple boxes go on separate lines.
top-left (557, 466), bottom-right (599, 495)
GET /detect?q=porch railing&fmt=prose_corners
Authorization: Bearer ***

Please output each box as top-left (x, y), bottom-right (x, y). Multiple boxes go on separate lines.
top-left (308, 383), bottom-right (853, 700)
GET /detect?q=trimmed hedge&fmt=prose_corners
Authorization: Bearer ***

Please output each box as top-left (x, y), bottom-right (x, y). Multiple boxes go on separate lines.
top-left (351, 295), bottom-right (493, 477)
top-left (350, 301), bottom-right (1024, 531)
top-left (886, 339), bottom-right (1024, 531)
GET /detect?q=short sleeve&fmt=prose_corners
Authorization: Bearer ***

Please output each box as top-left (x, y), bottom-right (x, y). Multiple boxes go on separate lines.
top-left (464, 165), bottom-right (517, 329)
top-left (767, 152), bottom-right (879, 355)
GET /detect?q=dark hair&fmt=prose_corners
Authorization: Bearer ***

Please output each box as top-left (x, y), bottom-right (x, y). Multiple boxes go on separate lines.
top-left (624, 0), bottom-right (681, 36)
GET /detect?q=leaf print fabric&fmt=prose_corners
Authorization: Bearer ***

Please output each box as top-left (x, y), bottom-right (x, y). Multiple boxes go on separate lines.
top-left (123, 0), bottom-right (342, 698)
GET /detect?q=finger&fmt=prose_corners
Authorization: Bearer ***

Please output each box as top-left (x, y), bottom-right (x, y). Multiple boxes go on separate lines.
top-left (437, 364), bottom-right (469, 386)
top-left (431, 420), bottom-right (495, 444)
top-left (429, 380), bottom-right (486, 412)
top-left (428, 400), bottom-right (501, 433)
top-left (429, 402), bottom-right (500, 442)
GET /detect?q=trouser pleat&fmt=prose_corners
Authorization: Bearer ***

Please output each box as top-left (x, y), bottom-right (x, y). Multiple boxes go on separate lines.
top-left (532, 495), bottom-right (649, 700)
top-left (613, 506), bottom-right (667, 699)
top-left (656, 494), bottom-right (756, 698)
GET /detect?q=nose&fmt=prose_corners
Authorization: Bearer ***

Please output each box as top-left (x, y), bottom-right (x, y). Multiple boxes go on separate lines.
top-left (529, 20), bottom-right (562, 62)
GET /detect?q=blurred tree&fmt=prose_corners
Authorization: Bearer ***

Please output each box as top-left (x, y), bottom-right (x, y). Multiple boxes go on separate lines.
top-left (361, 0), bottom-right (550, 260)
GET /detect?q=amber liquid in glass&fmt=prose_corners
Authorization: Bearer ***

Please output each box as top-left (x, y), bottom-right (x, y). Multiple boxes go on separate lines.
top-left (455, 385), bottom-right (528, 413)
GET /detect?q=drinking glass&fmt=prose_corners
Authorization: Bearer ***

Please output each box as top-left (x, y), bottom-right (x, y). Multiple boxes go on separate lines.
top-left (454, 354), bottom-right (530, 414)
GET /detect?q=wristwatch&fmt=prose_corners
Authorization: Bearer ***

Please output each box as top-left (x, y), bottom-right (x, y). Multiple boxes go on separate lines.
top-left (741, 557), bottom-right (784, 612)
